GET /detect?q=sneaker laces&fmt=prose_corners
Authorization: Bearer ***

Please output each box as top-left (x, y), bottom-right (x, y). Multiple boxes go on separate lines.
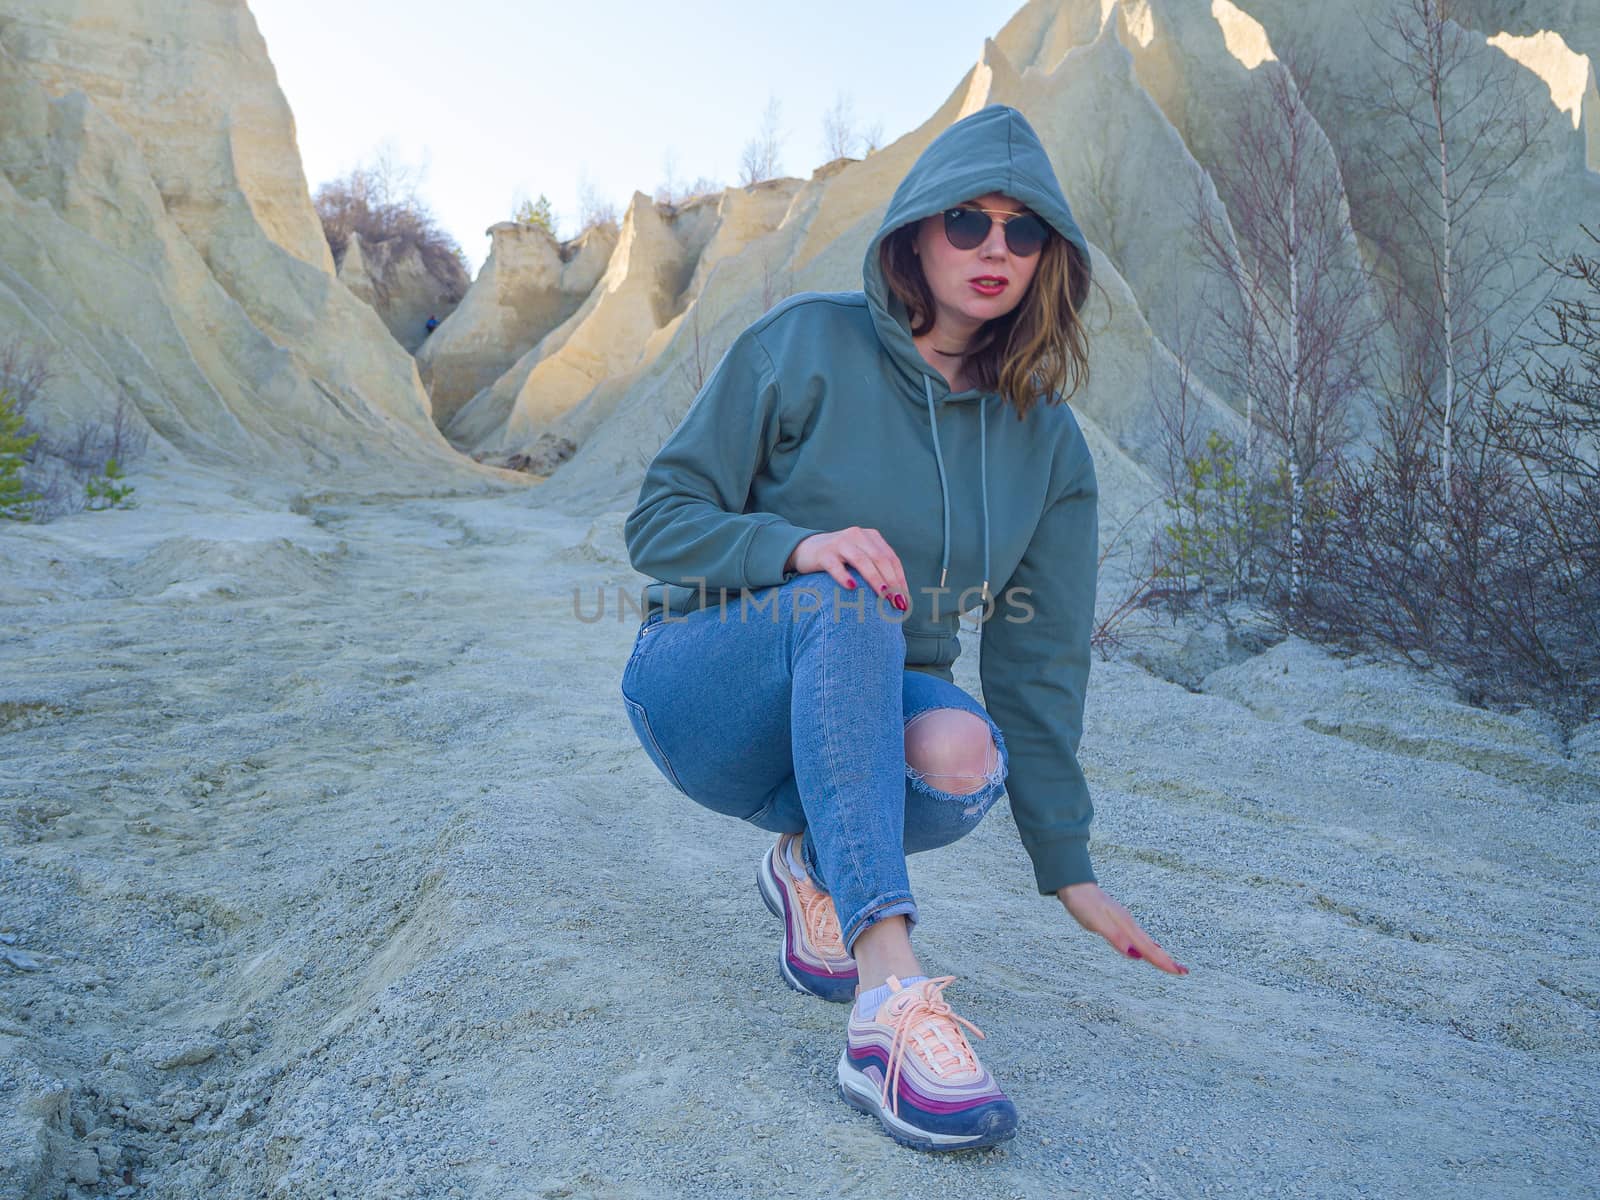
top-left (791, 866), bottom-right (849, 966)
top-left (877, 976), bottom-right (985, 1117)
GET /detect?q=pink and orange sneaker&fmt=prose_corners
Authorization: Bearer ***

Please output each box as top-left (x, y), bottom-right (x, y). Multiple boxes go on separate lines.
top-left (756, 833), bottom-right (859, 1003)
top-left (837, 974), bottom-right (1019, 1152)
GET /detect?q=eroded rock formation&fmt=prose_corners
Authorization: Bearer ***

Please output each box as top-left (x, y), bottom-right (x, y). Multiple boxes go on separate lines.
top-left (334, 232), bottom-right (469, 355)
top-left (0, 0), bottom-right (504, 487)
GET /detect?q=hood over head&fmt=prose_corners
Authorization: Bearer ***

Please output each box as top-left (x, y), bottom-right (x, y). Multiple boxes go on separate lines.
top-left (862, 103), bottom-right (1093, 402)
top-left (859, 103), bottom-right (1093, 603)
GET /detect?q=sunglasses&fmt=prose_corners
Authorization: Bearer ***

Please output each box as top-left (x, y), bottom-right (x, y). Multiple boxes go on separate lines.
top-left (942, 206), bottom-right (1050, 257)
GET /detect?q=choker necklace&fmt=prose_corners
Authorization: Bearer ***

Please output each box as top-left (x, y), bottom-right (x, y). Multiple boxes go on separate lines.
top-left (930, 345), bottom-right (966, 356)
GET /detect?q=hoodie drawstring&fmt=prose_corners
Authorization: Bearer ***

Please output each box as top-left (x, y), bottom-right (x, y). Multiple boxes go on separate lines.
top-left (980, 399), bottom-right (990, 607)
top-left (922, 375), bottom-right (990, 608)
top-left (923, 376), bottom-right (950, 590)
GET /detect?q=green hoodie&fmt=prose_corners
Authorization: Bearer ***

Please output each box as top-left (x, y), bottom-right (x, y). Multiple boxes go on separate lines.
top-left (624, 104), bottom-right (1099, 894)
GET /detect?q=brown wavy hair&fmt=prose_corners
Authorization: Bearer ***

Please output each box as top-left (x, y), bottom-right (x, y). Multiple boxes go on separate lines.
top-left (878, 215), bottom-right (1092, 421)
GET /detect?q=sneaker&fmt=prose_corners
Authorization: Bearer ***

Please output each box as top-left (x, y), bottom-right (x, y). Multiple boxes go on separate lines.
top-left (836, 974), bottom-right (1019, 1152)
top-left (756, 832), bottom-right (858, 1003)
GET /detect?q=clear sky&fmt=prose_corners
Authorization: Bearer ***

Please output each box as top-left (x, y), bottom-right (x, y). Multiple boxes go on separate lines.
top-left (251, 0), bottom-right (1024, 278)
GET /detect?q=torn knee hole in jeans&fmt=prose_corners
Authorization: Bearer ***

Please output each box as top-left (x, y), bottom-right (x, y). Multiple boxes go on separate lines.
top-left (902, 707), bottom-right (1007, 815)
top-left (905, 755), bottom-right (1007, 815)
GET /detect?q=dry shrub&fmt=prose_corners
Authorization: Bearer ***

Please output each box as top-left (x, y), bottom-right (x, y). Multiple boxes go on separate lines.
top-left (314, 152), bottom-right (469, 305)
top-left (1, 338), bottom-right (150, 522)
top-left (1286, 233), bottom-right (1600, 728)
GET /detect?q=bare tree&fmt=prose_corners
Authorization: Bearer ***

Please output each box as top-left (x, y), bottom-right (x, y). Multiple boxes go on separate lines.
top-left (1292, 0), bottom-right (1564, 701)
top-left (739, 95), bottom-right (785, 186)
top-left (0, 338), bottom-right (53, 413)
top-left (655, 156), bottom-right (723, 210)
top-left (45, 396), bottom-right (149, 474)
top-left (315, 146), bottom-right (467, 300)
top-left (677, 298), bottom-right (722, 399)
top-left (1360, 0), bottom-right (1553, 505)
top-left (1140, 300), bottom-right (1286, 610)
top-left (1303, 360), bottom-right (1595, 724)
top-left (1079, 152), bottom-right (1126, 281)
top-left (683, 176), bottom-right (723, 200)
top-left (1, 337), bottom-right (153, 521)
top-left (759, 250), bottom-right (796, 318)
top-left (365, 138), bottom-right (430, 211)
top-left (576, 169), bottom-right (618, 234)
top-left (654, 147), bottom-right (682, 207)
top-left (821, 91), bottom-right (860, 160)
top-left (1148, 306), bottom-right (1212, 608)
top-left (1482, 224), bottom-right (1600, 679)
top-left (862, 120), bottom-right (885, 155)
top-left (1286, 227), bottom-right (1600, 726)
top-left (1189, 47), bottom-right (1373, 614)
top-left (1090, 500), bottom-right (1178, 657)
top-left (1506, 225), bottom-right (1600, 503)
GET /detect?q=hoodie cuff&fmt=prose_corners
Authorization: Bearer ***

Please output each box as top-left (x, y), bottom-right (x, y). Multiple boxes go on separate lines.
top-left (1028, 837), bottom-right (1096, 896)
top-left (744, 517), bottom-right (826, 588)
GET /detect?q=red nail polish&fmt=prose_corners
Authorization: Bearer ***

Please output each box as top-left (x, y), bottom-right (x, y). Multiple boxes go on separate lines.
top-left (893, 595), bottom-right (907, 611)
top-left (1128, 947), bottom-right (1142, 958)
top-left (845, 579), bottom-right (856, 589)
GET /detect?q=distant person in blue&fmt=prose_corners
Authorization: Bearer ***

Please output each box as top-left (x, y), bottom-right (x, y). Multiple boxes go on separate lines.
top-left (424, 314), bottom-right (439, 334)
top-left (622, 105), bottom-right (1190, 1154)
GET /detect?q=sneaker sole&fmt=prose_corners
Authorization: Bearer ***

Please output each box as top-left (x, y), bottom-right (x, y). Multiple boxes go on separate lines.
top-left (756, 848), bottom-right (856, 1004)
top-left (835, 1050), bottom-right (1019, 1153)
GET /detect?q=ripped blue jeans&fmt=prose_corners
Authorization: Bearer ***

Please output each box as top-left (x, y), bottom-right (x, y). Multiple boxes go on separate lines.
top-left (619, 568), bottom-right (1010, 953)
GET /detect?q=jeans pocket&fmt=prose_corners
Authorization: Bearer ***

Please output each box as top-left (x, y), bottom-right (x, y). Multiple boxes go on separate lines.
top-left (621, 693), bottom-right (689, 796)
top-left (740, 793), bottom-right (788, 833)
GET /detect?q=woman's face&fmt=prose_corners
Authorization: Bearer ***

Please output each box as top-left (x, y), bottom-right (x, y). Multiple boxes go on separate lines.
top-left (911, 192), bottom-right (1042, 337)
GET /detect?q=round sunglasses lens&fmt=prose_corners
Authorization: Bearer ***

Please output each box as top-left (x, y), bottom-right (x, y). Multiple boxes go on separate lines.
top-left (1005, 215), bottom-right (1048, 256)
top-left (944, 208), bottom-right (990, 250)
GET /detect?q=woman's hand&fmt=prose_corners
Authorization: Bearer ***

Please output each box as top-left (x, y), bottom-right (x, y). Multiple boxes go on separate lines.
top-left (787, 528), bottom-right (911, 611)
top-left (1058, 882), bottom-right (1189, 975)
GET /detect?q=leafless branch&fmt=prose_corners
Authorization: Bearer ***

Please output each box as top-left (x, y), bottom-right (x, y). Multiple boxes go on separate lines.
top-left (739, 96), bottom-right (786, 186)
top-left (821, 91), bottom-right (860, 160)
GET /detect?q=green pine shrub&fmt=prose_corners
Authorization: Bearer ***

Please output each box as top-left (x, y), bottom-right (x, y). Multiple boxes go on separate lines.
top-left (0, 386), bottom-right (42, 521)
top-left (84, 455), bottom-right (136, 511)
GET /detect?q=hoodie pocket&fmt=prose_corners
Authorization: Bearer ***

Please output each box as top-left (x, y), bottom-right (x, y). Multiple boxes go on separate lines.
top-left (903, 627), bottom-right (959, 670)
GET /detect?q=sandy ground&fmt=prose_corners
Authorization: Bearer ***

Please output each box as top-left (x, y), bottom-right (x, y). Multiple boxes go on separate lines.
top-left (2, 461), bottom-right (1597, 1200)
